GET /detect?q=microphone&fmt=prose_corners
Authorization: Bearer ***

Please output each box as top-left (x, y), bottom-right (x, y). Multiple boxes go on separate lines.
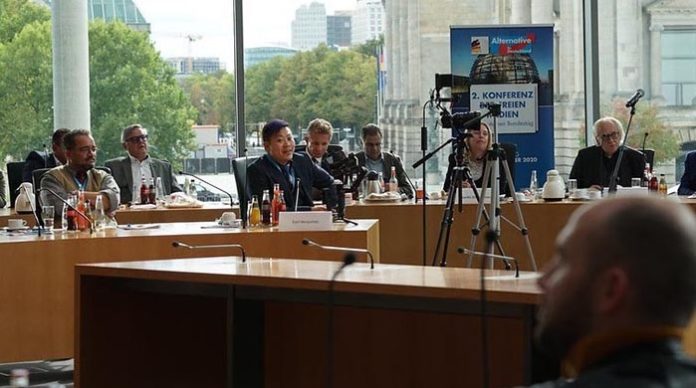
top-left (457, 247), bottom-right (519, 278)
top-left (178, 170), bottom-right (234, 208)
top-left (294, 177), bottom-right (301, 212)
top-left (625, 89), bottom-right (644, 108)
top-left (641, 132), bottom-right (650, 159)
top-left (172, 241), bottom-right (246, 263)
top-left (38, 188), bottom-right (93, 233)
top-left (302, 238), bottom-right (374, 269)
top-left (325, 247), bottom-right (356, 388)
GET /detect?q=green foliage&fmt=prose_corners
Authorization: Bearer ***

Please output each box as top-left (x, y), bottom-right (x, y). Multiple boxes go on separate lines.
top-left (180, 71), bottom-right (236, 134)
top-left (0, 21), bottom-right (54, 160)
top-left (604, 98), bottom-right (680, 164)
top-left (88, 21), bottom-right (197, 168)
top-left (352, 35), bottom-right (384, 58)
top-left (0, 0), bottom-right (50, 44)
top-left (244, 44), bottom-right (377, 136)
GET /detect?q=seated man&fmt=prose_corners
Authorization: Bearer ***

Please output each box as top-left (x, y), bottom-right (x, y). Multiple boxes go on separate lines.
top-left (303, 118), bottom-right (347, 200)
top-left (105, 124), bottom-right (182, 204)
top-left (355, 124), bottom-right (414, 198)
top-left (569, 116), bottom-right (644, 189)
top-left (247, 119), bottom-right (336, 210)
top-left (529, 197), bottom-right (696, 387)
top-left (40, 129), bottom-right (120, 214)
top-left (22, 128), bottom-right (70, 182)
top-left (678, 151), bottom-right (696, 196)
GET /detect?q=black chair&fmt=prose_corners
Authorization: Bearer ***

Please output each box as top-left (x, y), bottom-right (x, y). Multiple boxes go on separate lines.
top-left (231, 156), bottom-right (260, 205)
top-left (642, 148), bottom-right (655, 168)
top-left (7, 161), bottom-right (25, 207)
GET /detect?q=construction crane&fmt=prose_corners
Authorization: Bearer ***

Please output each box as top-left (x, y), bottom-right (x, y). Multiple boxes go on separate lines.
top-left (185, 34), bottom-right (202, 73)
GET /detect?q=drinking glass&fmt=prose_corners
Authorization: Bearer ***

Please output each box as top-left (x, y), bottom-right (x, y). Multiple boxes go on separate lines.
top-left (567, 179), bottom-right (577, 197)
top-left (631, 177), bottom-right (641, 187)
top-left (41, 205), bottom-right (55, 234)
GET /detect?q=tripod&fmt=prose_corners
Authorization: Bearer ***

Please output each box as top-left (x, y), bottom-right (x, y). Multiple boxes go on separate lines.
top-left (431, 131), bottom-right (509, 268)
top-left (467, 114), bottom-right (537, 271)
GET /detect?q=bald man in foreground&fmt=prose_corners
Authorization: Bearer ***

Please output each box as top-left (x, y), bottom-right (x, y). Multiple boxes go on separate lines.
top-left (527, 197), bottom-right (696, 387)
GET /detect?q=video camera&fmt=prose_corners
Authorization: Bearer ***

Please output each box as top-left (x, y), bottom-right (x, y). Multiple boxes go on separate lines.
top-left (441, 111), bottom-right (482, 132)
top-left (330, 153), bottom-right (368, 195)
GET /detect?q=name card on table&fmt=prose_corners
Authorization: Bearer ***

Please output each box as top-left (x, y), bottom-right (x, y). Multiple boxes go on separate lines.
top-left (278, 211), bottom-right (333, 231)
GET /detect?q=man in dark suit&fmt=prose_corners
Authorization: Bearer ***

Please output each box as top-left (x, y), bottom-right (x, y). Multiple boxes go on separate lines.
top-left (105, 124), bottom-right (182, 204)
top-left (355, 123), bottom-right (413, 198)
top-left (569, 117), bottom-right (644, 189)
top-left (678, 151), bottom-right (696, 196)
top-left (303, 118), bottom-right (347, 200)
top-left (247, 119), bottom-right (336, 210)
top-left (22, 128), bottom-right (70, 182)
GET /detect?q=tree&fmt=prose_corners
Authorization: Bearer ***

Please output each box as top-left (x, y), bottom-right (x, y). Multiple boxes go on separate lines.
top-left (0, 0), bottom-right (49, 44)
top-left (88, 21), bottom-right (197, 167)
top-left (245, 58), bottom-right (286, 125)
top-left (181, 71), bottom-right (236, 134)
top-left (352, 34), bottom-right (384, 58)
top-left (605, 98), bottom-right (680, 164)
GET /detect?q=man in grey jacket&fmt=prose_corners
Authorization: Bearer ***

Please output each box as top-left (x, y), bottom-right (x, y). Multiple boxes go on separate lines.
top-left (105, 124), bottom-right (182, 204)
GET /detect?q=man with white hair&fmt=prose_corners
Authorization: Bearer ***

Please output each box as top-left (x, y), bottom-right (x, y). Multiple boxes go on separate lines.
top-left (569, 116), bottom-right (645, 189)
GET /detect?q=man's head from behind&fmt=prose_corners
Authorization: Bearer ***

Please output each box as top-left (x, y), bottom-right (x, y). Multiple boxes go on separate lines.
top-left (121, 124), bottom-right (149, 161)
top-left (535, 197), bottom-right (696, 360)
top-left (52, 128), bottom-right (70, 164)
top-left (361, 124), bottom-right (382, 161)
top-left (305, 118), bottom-right (333, 160)
top-left (63, 129), bottom-right (97, 172)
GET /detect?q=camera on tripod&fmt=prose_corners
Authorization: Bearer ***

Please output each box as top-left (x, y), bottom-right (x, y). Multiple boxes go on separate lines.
top-left (441, 111), bottom-right (482, 132)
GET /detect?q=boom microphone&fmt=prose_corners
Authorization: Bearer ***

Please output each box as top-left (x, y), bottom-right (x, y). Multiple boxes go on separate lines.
top-left (178, 170), bottom-right (234, 208)
top-left (172, 241), bottom-right (246, 263)
top-left (302, 238), bottom-right (374, 269)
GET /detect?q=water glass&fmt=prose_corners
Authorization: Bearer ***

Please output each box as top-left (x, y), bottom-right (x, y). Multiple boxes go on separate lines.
top-left (567, 179), bottom-right (578, 196)
top-left (631, 177), bottom-right (641, 187)
top-left (41, 205), bottom-right (55, 234)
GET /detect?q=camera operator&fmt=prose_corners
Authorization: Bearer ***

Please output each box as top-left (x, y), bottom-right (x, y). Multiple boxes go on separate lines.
top-left (442, 120), bottom-right (512, 197)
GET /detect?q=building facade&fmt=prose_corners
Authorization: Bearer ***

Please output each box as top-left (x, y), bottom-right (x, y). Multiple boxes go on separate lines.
top-left (327, 12), bottom-right (352, 48)
top-left (244, 46), bottom-right (299, 69)
top-left (352, 0), bottom-right (385, 45)
top-left (36, 0), bottom-right (150, 32)
top-left (165, 57), bottom-right (222, 75)
top-left (291, 2), bottom-right (327, 50)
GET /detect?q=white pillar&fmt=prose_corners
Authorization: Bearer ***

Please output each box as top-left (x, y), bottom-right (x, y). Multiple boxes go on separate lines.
top-left (52, 0), bottom-right (90, 131)
top-left (510, 0), bottom-right (532, 24)
top-left (650, 23), bottom-right (663, 101)
top-left (531, 0), bottom-right (554, 24)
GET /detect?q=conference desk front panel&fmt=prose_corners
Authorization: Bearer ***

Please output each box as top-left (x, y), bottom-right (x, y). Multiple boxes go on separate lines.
top-left (76, 258), bottom-right (543, 388)
top-left (0, 220), bottom-right (378, 363)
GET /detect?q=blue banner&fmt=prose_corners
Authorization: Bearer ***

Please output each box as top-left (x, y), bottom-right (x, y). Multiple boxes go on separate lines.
top-left (450, 25), bottom-right (555, 187)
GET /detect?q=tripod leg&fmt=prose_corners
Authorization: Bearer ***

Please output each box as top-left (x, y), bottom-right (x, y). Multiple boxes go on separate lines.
top-left (500, 159), bottom-right (537, 271)
top-left (467, 161), bottom-right (493, 267)
top-left (431, 167), bottom-right (464, 266)
top-left (465, 173), bottom-right (510, 269)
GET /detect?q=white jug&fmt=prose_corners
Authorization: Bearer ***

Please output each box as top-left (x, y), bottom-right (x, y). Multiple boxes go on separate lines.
top-left (15, 182), bottom-right (36, 214)
top-left (542, 170), bottom-right (566, 201)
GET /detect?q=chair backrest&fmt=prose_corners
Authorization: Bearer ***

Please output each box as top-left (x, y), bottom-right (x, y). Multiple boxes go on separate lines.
top-left (231, 156), bottom-right (260, 205)
top-left (642, 148), bottom-right (655, 168)
top-left (7, 161), bottom-right (25, 208)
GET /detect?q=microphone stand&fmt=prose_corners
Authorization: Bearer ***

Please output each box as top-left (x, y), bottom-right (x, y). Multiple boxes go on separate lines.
top-left (302, 238), bottom-right (374, 269)
top-left (172, 241), bottom-right (246, 262)
top-left (178, 171), bottom-right (235, 208)
top-left (38, 188), bottom-right (94, 234)
top-left (608, 102), bottom-right (638, 193)
top-left (242, 148), bottom-right (249, 229)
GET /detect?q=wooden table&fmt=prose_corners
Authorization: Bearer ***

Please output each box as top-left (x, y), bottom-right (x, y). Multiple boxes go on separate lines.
top-left (76, 257), bottom-right (543, 388)
top-left (0, 220), bottom-right (378, 363)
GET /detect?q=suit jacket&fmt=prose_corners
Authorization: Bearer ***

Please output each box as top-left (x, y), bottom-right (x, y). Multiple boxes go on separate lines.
top-left (679, 151), bottom-right (696, 196)
top-left (22, 150), bottom-right (60, 182)
top-left (569, 145), bottom-right (645, 189)
top-left (247, 153), bottom-right (336, 210)
top-left (356, 151), bottom-right (414, 198)
top-left (105, 156), bottom-right (182, 204)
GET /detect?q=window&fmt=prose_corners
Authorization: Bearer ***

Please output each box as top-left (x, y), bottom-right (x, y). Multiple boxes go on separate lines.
top-left (662, 30), bottom-right (696, 106)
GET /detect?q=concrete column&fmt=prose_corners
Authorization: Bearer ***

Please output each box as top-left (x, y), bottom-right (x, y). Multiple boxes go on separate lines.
top-left (615, 0), bottom-right (641, 93)
top-left (52, 0), bottom-right (90, 131)
top-left (649, 23), bottom-right (664, 101)
top-left (531, 0), bottom-right (554, 24)
top-left (510, 0), bottom-right (532, 24)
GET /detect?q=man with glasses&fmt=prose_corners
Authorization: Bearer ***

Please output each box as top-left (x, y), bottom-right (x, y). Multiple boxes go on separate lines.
top-left (105, 124), bottom-right (182, 204)
top-left (569, 117), bottom-right (644, 189)
top-left (40, 129), bottom-right (120, 213)
top-left (355, 123), bottom-right (413, 197)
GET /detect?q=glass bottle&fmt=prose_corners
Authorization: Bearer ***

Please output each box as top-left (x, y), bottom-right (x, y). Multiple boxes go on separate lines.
top-left (139, 177), bottom-right (149, 205)
top-left (642, 163), bottom-right (651, 188)
top-left (66, 194), bottom-right (77, 231)
top-left (388, 166), bottom-right (398, 192)
top-left (189, 179), bottom-right (197, 199)
top-left (378, 172), bottom-right (384, 192)
top-left (278, 190), bottom-right (287, 213)
top-left (148, 178), bottom-right (156, 204)
top-left (249, 195), bottom-right (261, 227)
top-left (76, 190), bottom-right (88, 231)
top-left (529, 170), bottom-right (538, 199)
top-left (155, 177), bottom-right (165, 203)
top-left (94, 195), bottom-right (106, 231)
top-left (658, 174), bottom-right (668, 196)
top-left (271, 184), bottom-right (281, 226)
top-left (649, 171), bottom-right (659, 192)
top-left (261, 189), bottom-right (271, 226)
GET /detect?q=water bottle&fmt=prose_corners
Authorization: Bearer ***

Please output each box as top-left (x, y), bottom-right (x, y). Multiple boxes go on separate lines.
top-left (529, 170), bottom-right (538, 199)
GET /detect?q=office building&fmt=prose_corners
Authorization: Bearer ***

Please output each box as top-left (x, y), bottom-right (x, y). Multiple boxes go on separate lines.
top-left (351, 0), bottom-right (384, 45)
top-left (291, 2), bottom-right (327, 51)
top-left (35, 0), bottom-right (150, 32)
top-left (244, 46), bottom-right (299, 69)
top-left (327, 12), bottom-right (352, 48)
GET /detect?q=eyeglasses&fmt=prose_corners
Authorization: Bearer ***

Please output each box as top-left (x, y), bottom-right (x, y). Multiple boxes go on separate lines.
top-left (599, 132), bottom-right (620, 141)
top-left (125, 135), bottom-right (148, 143)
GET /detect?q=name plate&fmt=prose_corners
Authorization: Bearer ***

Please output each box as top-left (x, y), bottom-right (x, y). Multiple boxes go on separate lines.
top-left (278, 211), bottom-right (333, 231)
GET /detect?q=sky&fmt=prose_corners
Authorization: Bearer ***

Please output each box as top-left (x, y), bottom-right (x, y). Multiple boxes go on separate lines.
top-left (133, 0), bottom-right (356, 70)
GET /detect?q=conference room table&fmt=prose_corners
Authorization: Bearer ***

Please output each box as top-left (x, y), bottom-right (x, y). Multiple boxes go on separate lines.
top-left (0, 220), bottom-right (378, 363)
top-left (5, 197), bottom-right (696, 271)
top-left (75, 256), bottom-right (543, 388)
